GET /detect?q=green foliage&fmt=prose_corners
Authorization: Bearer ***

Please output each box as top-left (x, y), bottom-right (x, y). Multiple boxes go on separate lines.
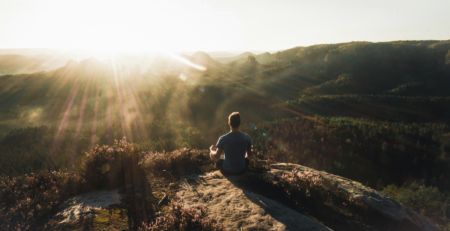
top-left (273, 95), bottom-right (450, 122)
top-left (382, 183), bottom-right (450, 230)
top-left (243, 116), bottom-right (450, 190)
top-left (445, 49), bottom-right (450, 66)
top-left (0, 121), bottom-right (207, 177)
top-left (383, 82), bottom-right (424, 96)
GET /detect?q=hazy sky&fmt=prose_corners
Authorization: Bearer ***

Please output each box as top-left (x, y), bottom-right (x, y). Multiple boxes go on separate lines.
top-left (0, 0), bottom-right (449, 52)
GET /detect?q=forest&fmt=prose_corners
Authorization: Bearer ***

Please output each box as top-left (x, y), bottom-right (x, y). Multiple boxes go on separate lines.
top-left (1, 40), bottom-right (450, 229)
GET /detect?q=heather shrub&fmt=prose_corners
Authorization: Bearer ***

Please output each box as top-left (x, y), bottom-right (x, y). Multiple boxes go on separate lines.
top-left (264, 147), bottom-right (297, 163)
top-left (247, 150), bottom-right (270, 173)
top-left (139, 148), bottom-right (210, 176)
top-left (0, 138), bottom-right (145, 230)
top-left (139, 201), bottom-right (224, 231)
top-left (0, 170), bottom-right (80, 231)
top-left (278, 168), bottom-right (347, 206)
top-left (77, 137), bottom-right (144, 191)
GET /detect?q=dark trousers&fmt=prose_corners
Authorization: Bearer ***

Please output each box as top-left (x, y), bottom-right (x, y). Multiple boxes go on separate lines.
top-left (216, 158), bottom-right (250, 176)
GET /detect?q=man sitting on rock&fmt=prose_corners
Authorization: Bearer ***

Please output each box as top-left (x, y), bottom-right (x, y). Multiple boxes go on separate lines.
top-left (210, 112), bottom-right (253, 175)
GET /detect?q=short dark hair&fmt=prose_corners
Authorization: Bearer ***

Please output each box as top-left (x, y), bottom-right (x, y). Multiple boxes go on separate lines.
top-left (229, 112), bottom-right (240, 128)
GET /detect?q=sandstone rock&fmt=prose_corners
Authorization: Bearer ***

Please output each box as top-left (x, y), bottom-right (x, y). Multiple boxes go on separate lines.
top-left (270, 163), bottom-right (439, 231)
top-left (56, 189), bottom-right (123, 223)
top-left (177, 171), bottom-right (332, 231)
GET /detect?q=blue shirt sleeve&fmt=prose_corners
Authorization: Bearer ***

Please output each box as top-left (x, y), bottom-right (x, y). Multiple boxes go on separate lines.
top-left (216, 136), bottom-right (225, 150)
top-left (247, 136), bottom-right (252, 149)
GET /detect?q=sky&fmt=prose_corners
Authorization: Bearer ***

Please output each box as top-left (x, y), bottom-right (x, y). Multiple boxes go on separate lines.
top-left (0, 0), bottom-right (449, 52)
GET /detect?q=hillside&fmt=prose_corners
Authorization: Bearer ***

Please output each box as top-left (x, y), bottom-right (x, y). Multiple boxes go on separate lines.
top-left (1, 40), bottom-right (450, 230)
top-left (214, 51), bottom-right (256, 63)
top-left (214, 51), bottom-right (276, 65)
top-left (0, 48), bottom-right (106, 72)
top-left (0, 54), bottom-right (49, 74)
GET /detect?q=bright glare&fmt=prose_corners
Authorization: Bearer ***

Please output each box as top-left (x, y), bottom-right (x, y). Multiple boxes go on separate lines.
top-left (1, 0), bottom-right (449, 52)
top-left (1, 0), bottom-right (244, 52)
top-left (165, 51), bottom-right (206, 71)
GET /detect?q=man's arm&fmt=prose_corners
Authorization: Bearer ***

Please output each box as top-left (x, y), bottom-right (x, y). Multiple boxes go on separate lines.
top-left (210, 145), bottom-right (223, 163)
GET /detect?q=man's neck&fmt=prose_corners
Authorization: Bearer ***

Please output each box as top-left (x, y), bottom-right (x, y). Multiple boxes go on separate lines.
top-left (230, 127), bottom-right (240, 133)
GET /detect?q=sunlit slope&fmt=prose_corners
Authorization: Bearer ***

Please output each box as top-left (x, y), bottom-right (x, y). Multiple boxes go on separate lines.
top-left (220, 40), bottom-right (450, 121)
top-left (214, 52), bottom-right (256, 64)
top-left (0, 53), bottom-right (296, 137)
top-left (214, 51), bottom-right (276, 66)
top-left (0, 53), bottom-right (80, 75)
top-left (0, 55), bottom-right (48, 75)
top-left (267, 40), bottom-right (450, 95)
top-left (272, 95), bottom-right (450, 123)
top-left (1, 40), bottom-right (450, 182)
top-left (1, 40), bottom-right (450, 137)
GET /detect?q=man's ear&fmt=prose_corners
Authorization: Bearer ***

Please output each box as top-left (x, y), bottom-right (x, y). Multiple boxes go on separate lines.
top-left (228, 122), bottom-right (230, 126)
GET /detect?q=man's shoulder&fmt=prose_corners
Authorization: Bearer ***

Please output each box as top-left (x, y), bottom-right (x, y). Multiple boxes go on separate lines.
top-left (219, 133), bottom-right (231, 139)
top-left (219, 132), bottom-right (251, 140)
top-left (240, 132), bottom-right (251, 140)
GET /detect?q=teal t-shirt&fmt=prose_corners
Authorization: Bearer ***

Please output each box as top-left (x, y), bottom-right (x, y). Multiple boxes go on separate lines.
top-left (216, 132), bottom-right (252, 173)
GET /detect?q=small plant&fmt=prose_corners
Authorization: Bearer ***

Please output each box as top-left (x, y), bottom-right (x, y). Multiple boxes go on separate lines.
top-left (139, 148), bottom-right (210, 176)
top-left (247, 150), bottom-right (270, 173)
top-left (0, 137), bottom-right (147, 231)
top-left (0, 170), bottom-right (80, 231)
top-left (139, 201), bottom-right (224, 231)
top-left (278, 168), bottom-right (347, 207)
top-left (78, 137), bottom-right (143, 191)
top-left (382, 183), bottom-right (450, 230)
top-left (264, 148), bottom-right (297, 163)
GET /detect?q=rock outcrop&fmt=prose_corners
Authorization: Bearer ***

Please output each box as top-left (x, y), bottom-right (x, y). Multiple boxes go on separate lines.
top-left (56, 189), bottom-right (123, 223)
top-left (269, 163), bottom-right (439, 231)
top-left (53, 163), bottom-right (439, 231)
top-left (178, 171), bottom-right (332, 231)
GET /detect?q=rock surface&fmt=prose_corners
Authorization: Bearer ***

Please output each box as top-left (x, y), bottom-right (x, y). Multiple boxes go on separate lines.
top-left (177, 171), bottom-right (332, 231)
top-left (269, 163), bottom-right (439, 231)
top-left (57, 189), bottom-right (123, 223)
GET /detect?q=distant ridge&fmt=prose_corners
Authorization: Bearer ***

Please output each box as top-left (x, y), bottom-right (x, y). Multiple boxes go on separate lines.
top-left (0, 54), bottom-right (47, 75)
top-left (214, 52), bottom-right (256, 64)
top-left (214, 51), bottom-right (276, 65)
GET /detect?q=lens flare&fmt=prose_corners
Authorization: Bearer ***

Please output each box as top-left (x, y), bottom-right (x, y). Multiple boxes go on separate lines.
top-left (179, 73), bottom-right (187, 81)
top-left (102, 164), bottom-right (110, 172)
top-left (163, 51), bottom-right (206, 71)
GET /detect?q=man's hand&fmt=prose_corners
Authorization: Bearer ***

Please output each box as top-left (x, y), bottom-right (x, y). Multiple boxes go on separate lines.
top-left (210, 145), bottom-right (222, 163)
top-left (245, 146), bottom-right (253, 161)
top-left (210, 145), bottom-right (216, 153)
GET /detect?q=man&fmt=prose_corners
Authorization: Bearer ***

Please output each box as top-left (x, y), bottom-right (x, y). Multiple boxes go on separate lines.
top-left (210, 112), bottom-right (253, 175)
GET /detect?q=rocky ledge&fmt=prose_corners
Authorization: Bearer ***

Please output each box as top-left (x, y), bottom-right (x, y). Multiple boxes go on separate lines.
top-left (177, 163), bottom-right (439, 231)
top-left (178, 170), bottom-right (332, 231)
top-left (268, 163), bottom-right (438, 231)
top-left (53, 163), bottom-right (438, 231)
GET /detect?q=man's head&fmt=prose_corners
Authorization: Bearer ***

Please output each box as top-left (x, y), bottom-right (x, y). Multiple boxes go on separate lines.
top-left (228, 112), bottom-right (240, 128)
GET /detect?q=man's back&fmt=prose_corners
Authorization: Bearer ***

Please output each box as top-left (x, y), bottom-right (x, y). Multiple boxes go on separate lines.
top-left (216, 132), bottom-right (252, 173)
